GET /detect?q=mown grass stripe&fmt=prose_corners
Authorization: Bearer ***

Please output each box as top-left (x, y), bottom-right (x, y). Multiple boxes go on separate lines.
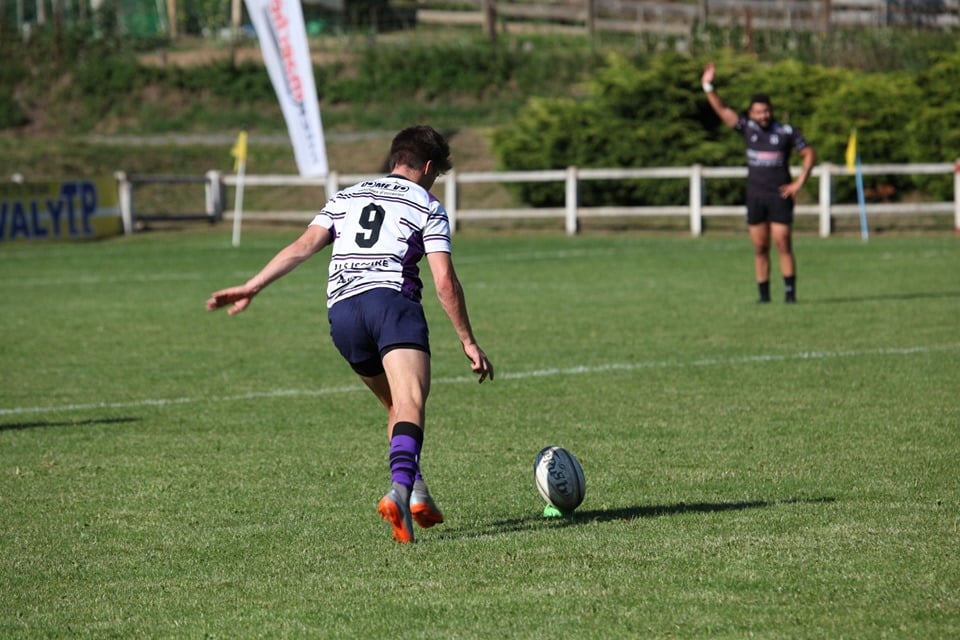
top-left (3, 343), bottom-right (954, 417)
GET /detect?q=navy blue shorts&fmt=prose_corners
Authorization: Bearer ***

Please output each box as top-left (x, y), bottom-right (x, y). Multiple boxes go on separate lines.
top-left (746, 194), bottom-right (794, 225)
top-left (328, 288), bottom-right (430, 377)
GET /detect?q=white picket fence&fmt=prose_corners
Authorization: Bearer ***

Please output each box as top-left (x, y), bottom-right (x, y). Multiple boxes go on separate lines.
top-left (114, 160), bottom-right (960, 237)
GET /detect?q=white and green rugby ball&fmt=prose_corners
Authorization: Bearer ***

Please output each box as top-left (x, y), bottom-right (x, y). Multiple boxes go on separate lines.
top-left (534, 445), bottom-right (586, 512)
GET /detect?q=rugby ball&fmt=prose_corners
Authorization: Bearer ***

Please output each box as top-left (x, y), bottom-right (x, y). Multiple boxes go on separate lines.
top-left (534, 446), bottom-right (586, 512)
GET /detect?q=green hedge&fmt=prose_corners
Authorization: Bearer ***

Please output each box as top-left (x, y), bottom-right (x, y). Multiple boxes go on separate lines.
top-left (3, 25), bottom-right (959, 205)
top-left (0, 56), bottom-right (29, 128)
top-left (493, 46), bottom-right (960, 206)
top-left (1, 30), bottom-right (600, 133)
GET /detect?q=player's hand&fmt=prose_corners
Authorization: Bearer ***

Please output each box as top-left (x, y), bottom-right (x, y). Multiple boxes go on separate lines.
top-left (702, 62), bottom-right (716, 85)
top-left (463, 342), bottom-right (494, 384)
top-left (206, 287), bottom-right (255, 315)
top-left (779, 181), bottom-right (801, 200)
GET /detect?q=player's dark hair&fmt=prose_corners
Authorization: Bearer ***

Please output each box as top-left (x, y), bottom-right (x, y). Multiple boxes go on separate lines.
top-left (389, 125), bottom-right (452, 175)
top-left (749, 93), bottom-right (773, 108)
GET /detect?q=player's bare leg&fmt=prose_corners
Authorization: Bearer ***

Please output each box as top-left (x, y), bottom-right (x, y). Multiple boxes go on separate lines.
top-left (366, 349), bottom-right (441, 540)
top-left (359, 372), bottom-right (393, 431)
top-left (381, 348), bottom-right (429, 430)
top-left (749, 223), bottom-right (772, 303)
top-left (772, 222), bottom-right (797, 302)
top-left (380, 349), bottom-right (444, 527)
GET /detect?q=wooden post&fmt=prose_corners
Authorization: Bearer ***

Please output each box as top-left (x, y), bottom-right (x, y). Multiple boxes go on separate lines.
top-left (744, 7), bottom-right (753, 53)
top-left (586, 0), bottom-right (595, 37)
top-left (564, 166), bottom-right (579, 236)
top-left (167, 0), bottom-right (177, 39)
top-left (115, 171), bottom-right (135, 235)
top-left (954, 160), bottom-right (960, 235)
top-left (818, 163), bottom-right (832, 238)
top-left (699, 0), bottom-right (709, 26)
top-left (53, 0), bottom-right (63, 57)
top-left (229, 0), bottom-right (242, 67)
top-left (482, 0), bottom-right (496, 44)
top-left (444, 171), bottom-right (459, 233)
top-left (822, 0), bottom-right (831, 33)
top-left (205, 170), bottom-right (224, 222)
top-left (689, 164), bottom-right (703, 237)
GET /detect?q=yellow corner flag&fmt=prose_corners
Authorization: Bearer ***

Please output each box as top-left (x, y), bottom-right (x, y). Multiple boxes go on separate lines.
top-left (847, 128), bottom-right (869, 240)
top-left (231, 131), bottom-right (248, 172)
top-left (845, 129), bottom-right (858, 173)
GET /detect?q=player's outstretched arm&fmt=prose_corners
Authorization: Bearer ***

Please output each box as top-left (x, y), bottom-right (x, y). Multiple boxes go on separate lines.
top-left (701, 62), bottom-right (739, 129)
top-left (426, 251), bottom-right (494, 383)
top-left (206, 225), bottom-right (332, 315)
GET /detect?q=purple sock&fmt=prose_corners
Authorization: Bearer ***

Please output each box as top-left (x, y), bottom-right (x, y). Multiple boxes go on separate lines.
top-left (389, 422), bottom-right (423, 489)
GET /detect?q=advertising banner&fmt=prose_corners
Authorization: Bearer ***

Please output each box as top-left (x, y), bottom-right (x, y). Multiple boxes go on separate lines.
top-left (0, 177), bottom-right (122, 242)
top-left (245, 0), bottom-right (329, 177)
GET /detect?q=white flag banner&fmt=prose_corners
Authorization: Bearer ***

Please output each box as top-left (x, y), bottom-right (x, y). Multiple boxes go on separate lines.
top-left (245, 0), bottom-right (328, 176)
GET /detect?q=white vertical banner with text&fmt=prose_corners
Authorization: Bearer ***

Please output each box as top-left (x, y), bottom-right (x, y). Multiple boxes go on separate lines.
top-left (244, 0), bottom-right (328, 177)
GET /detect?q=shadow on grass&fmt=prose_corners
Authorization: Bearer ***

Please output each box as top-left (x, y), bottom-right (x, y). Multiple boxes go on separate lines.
top-left (0, 416), bottom-right (141, 432)
top-left (438, 496), bottom-right (835, 540)
top-left (812, 290), bottom-right (960, 304)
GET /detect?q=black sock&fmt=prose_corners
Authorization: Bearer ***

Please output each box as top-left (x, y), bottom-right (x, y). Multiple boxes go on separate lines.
top-left (757, 281), bottom-right (771, 302)
top-left (784, 275), bottom-right (796, 301)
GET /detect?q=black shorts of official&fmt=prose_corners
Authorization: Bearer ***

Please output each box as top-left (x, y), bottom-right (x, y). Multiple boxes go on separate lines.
top-left (746, 194), bottom-right (794, 226)
top-left (328, 287), bottom-right (430, 377)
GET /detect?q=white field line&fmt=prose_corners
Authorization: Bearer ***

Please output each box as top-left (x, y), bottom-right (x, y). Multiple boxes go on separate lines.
top-left (1, 344), bottom-right (956, 417)
top-left (4, 249), bottom-right (620, 289)
top-left (6, 273), bottom-right (210, 288)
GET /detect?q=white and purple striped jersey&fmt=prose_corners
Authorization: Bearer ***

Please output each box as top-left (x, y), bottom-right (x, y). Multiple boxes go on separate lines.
top-left (309, 175), bottom-right (452, 309)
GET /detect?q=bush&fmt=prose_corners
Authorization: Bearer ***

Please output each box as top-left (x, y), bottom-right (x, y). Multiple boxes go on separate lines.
top-left (0, 89), bottom-right (29, 129)
top-left (494, 52), bottom-right (723, 207)
top-left (0, 52), bottom-right (29, 128)
top-left (163, 61), bottom-right (275, 102)
top-left (324, 35), bottom-right (594, 105)
top-left (3, 18), bottom-right (959, 196)
top-left (906, 46), bottom-right (960, 200)
top-left (494, 48), bottom-right (956, 207)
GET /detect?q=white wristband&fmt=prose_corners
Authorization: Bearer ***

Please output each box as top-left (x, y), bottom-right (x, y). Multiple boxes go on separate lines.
top-left (702, 82), bottom-right (714, 93)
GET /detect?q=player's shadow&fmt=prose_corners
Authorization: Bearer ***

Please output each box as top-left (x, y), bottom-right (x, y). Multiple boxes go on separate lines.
top-left (438, 496), bottom-right (835, 540)
top-left (811, 290), bottom-right (960, 304)
top-left (0, 416), bottom-right (141, 432)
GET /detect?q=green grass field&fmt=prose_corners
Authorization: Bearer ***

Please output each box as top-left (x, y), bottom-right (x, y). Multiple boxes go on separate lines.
top-left (2, 228), bottom-right (958, 638)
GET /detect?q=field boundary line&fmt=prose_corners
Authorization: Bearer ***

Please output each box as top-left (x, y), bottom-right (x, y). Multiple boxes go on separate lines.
top-left (2, 343), bottom-right (956, 417)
